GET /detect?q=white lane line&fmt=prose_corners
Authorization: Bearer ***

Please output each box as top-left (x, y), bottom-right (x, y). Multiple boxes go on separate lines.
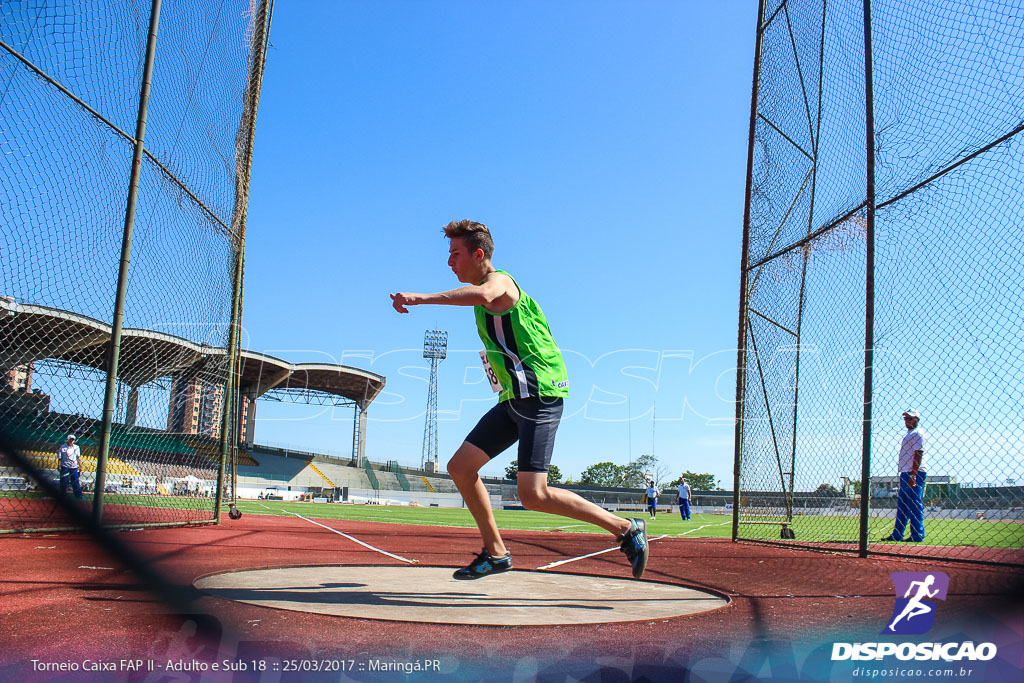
top-left (255, 503), bottom-right (290, 515)
top-left (675, 521), bottom-right (732, 536)
top-left (320, 512), bottom-right (467, 526)
top-left (78, 565), bottom-right (114, 570)
top-left (536, 534), bottom-right (669, 570)
top-left (286, 512), bottom-right (419, 565)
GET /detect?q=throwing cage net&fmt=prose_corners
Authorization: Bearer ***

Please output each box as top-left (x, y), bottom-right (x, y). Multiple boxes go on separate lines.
top-left (735, 0), bottom-right (1023, 564)
top-left (0, 0), bottom-right (271, 532)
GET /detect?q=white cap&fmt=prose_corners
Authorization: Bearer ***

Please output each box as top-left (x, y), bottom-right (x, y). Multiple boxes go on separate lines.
top-left (902, 409), bottom-right (920, 419)
top-left (67, 434), bottom-right (76, 440)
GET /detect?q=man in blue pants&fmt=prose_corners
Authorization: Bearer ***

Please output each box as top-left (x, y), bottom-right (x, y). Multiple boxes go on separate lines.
top-left (645, 480), bottom-right (659, 519)
top-left (58, 434), bottom-right (84, 500)
top-left (677, 479), bottom-right (691, 521)
top-left (881, 410), bottom-right (928, 543)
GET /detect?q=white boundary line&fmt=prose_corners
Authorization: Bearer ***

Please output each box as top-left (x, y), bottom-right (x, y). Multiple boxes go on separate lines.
top-left (675, 521), bottom-right (732, 536)
top-left (536, 534), bottom-right (669, 570)
top-left (286, 512), bottom-right (420, 565)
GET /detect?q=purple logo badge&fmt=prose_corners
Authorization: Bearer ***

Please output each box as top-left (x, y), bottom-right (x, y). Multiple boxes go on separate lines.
top-left (882, 571), bottom-right (949, 635)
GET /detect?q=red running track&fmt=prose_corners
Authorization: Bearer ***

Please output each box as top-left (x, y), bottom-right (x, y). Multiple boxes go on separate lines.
top-left (1, 511), bottom-right (1021, 681)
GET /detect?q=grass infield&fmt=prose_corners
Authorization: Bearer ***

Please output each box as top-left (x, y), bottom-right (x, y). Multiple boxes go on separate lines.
top-left (2, 492), bottom-right (1019, 548)
top-left (228, 499), bottom-right (732, 538)
top-left (221, 499), bottom-right (1024, 548)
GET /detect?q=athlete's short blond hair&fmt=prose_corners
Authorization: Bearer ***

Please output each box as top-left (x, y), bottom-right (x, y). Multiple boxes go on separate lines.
top-left (443, 219), bottom-right (494, 260)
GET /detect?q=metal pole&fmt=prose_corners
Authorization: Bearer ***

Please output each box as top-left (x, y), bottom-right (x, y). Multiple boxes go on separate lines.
top-left (789, 251), bottom-right (809, 525)
top-left (859, 0), bottom-right (877, 558)
top-left (216, 0), bottom-right (272, 522)
top-left (216, 253), bottom-right (241, 523)
top-left (352, 403), bottom-right (369, 468)
top-left (788, 0), bottom-right (827, 528)
top-left (431, 357), bottom-right (439, 466)
top-left (352, 403), bottom-right (361, 467)
top-left (94, 0), bottom-right (162, 524)
top-left (733, 0), bottom-right (768, 542)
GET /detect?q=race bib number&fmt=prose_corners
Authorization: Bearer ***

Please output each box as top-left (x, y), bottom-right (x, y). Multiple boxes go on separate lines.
top-left (479, 350), bottom-right (501, 393)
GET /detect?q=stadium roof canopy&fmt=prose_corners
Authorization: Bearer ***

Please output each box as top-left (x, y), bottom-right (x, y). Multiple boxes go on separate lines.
top-left (0, 300), bottom-right (385, 408)
top-left (236, 350), bottom-right (385, 407)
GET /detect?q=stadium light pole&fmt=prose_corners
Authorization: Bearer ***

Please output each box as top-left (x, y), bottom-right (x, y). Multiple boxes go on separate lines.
top-left (421, 330), bottom-right (448, 472)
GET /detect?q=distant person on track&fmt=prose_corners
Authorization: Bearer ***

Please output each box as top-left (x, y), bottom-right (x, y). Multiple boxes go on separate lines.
top-left (645, 480), bottom-right (659, 519)
top-left (881, 409), bottom-right (928, 543)
top-left (58, 433), bottom-right (84, 500)
top-left (677, 478), bottom-right (691, 521)
top-left (391, 219), bottom-right (649, 580)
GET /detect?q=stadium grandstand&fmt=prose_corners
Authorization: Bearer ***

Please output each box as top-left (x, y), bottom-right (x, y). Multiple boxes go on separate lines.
top-left (0, 299), bottom-right (387, 512)
top-left (235, 444), bottom-right (470, 507)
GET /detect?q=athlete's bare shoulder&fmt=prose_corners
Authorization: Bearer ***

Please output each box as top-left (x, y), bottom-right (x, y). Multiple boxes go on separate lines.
top-left (481, 270), bottom-right (520, 314)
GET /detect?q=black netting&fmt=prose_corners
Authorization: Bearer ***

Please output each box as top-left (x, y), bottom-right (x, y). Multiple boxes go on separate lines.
top-left (1, 0), bottom-right (269, 532)
top-left (737, 0), bottom-right (1023, 564)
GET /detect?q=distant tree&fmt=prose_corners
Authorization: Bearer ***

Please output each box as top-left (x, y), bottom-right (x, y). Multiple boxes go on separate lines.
top-left (506, 460), bottom-right (562, 484)
top-left (669, 471), bottom-right (721, 492)
top-left (621, 454), bottom-right (660, 488)
top-left (841, 478), bottom-right (862, 496)
top-left (649, 458), bottom-right (673, 489)
top-left (579, 461), bottom-right (626, 487)
top-left (814, 483), bottom-right (840, 496)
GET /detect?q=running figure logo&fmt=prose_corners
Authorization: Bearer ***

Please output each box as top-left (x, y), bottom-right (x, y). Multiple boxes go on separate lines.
top-left (883, 571), bottom-right (949, 635)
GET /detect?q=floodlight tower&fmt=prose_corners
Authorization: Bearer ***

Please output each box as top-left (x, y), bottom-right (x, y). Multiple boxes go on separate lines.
top-left (421, 329), bottom-right (448, 471)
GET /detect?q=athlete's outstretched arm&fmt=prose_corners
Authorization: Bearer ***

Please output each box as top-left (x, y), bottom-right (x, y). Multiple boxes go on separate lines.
top-left (391, 273), bottom-right (513, 313)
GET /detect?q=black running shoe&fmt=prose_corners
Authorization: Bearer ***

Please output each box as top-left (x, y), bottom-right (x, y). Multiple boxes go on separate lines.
top-left (452, 548), bottom-right (512, 580)
top-left (619, 518), bottom-right (649, 579)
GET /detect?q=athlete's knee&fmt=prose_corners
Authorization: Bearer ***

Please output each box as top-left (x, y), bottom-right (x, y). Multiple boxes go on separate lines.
top-left (446, 457), bottom-right (470, 481)
top-left (447, 443), bottom-right (484, 481)
top-left (517, 476), bottom-right (551, 510)
top-left (518, 488), bottom-right (547, 511)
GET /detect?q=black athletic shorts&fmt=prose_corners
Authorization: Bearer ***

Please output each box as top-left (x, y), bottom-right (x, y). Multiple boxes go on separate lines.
top-left (464, 396), bottom-right (564, 473)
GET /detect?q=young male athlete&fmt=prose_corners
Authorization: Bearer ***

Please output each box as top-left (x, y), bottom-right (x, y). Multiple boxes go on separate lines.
top-left (391, 219), bottom-right (649, 580)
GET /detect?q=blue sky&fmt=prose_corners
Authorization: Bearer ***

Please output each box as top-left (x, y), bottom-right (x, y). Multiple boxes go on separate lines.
top-left (4, 1), bottom-right (1018, 491)
top-left (240, 1), bottom-right (758, 484)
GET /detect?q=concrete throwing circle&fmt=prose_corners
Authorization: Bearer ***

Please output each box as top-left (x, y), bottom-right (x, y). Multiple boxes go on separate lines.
top-left (194, 565), bottom-right (728, 626)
